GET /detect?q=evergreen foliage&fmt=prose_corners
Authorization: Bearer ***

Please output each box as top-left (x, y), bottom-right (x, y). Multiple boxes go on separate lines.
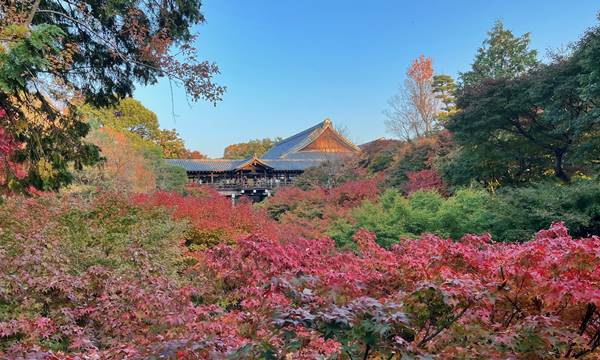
top-left (459, 20), bottom-right (538, 86)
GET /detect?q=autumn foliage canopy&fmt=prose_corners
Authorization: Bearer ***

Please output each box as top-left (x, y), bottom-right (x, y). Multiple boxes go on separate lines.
top-left (0, 187), bottom-right (599, 359)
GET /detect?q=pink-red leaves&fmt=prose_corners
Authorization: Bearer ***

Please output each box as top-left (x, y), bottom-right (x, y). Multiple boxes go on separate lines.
top-left (1, 188), bottom-right (599, 358)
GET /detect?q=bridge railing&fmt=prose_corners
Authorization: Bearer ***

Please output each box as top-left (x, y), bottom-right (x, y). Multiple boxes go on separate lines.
top-left (201, 179), bottom-right (296, 191)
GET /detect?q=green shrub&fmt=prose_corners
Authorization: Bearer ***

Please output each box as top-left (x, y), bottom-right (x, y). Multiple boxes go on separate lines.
top-left (329, 188), bottom-right (494, 248)
top-left (403, 190), bottom-right (444, 235)
top-left (436, 189), bottom-right (492, 240)
top-left (154, 160), bottom-right (188, 192)
top-left (487, 180), bottom-right (600, 242)
top-left (334, 181), bottom-right (600, 247)
top-left (329, 190), bottom-right (409, 249)
top-left (367, 150), bottom-right (395, 173)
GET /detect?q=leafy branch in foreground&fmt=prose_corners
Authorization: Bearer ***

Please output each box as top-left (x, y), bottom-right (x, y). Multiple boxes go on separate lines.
top-left (0, 0), bottom-right (224, 191)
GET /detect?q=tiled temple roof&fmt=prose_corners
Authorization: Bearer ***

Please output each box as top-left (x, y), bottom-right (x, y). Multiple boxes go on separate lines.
top-left (168, 119), bottom-right (360, 173)
top-left (262, 159), bottom-right (325, 171)
top-left (166, 159), bottom-right (244, 172)
top-left (166, 157), bottom-right (333, 172)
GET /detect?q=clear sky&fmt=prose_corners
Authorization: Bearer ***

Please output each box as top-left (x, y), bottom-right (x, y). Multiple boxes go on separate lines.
top-left (134, 1), bottom-right (600, 158)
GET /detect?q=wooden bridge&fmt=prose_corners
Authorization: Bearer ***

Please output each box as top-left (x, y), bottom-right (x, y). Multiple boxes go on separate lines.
top-left (207, 179), bottom-right (296, 203)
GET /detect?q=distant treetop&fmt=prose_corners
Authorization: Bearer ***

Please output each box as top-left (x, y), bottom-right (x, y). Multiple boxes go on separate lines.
top-left (223, 138), bottom-right (282, 159)
top-left (460, 20), bottom-right (538, 87)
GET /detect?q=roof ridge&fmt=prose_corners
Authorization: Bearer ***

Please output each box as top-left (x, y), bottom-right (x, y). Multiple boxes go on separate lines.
top-left (270, 120), bottom-right (325, 148)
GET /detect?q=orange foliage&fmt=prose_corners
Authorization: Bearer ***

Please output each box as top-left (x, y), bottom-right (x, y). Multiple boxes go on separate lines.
top-left (183, 150), bottom-right (207, 159)
top-left (407, 54), bottom-right (434, 83)
top-left (223, 138), bottom-right (278, 159)
top-left (89, 128), bottom-right (156, 192)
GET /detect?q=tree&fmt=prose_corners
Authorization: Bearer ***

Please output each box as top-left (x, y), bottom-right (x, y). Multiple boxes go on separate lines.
top-left (182, 150), bottom-right (207, 159)
top-left (81, 98), bottom-right (203, 159)
top-left (78, 99), bottom-right (194, 192)
top-left (446, 21), bottom-right (600, 185)
top-left (432, 74), bottom-right (457, 121)
top-left (383, 132), bottom-right (454, 190)
top-left (0, 0), bottom-right (224, 191)
top-left (0, 35), bottom-right (101, 191)
top-left (460, 20), bottom-right (538, 87)
top-left (81, 98), bottom-right (160, 141)
top-left (384, 55), bottom-right (439, 140)
top-left (85, 127), bottom-right (156, 193)
top-left (223, 138), bottom-right (281, 159)
top-left (157, 129), bottom-right (188, 159)
top-left (75, 126), bottom-right (189, 193)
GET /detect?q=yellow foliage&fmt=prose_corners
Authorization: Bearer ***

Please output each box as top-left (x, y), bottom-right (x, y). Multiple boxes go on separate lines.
top-left (573, 171), bottom-right (592, 181)
top-left (183, 227), bottom-right (234, 251)
top-left (36, 159), bottom-right (54, 182)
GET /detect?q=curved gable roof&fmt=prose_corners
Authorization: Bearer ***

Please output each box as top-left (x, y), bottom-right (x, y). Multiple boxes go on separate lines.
top-left (262, 119), bottom-right (359, 159)
top-left (236, 156), bottom-right (274, 170)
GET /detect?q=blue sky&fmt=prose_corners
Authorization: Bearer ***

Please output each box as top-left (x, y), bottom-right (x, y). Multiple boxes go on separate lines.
top-left (134, 1), bottom-right (599, 158)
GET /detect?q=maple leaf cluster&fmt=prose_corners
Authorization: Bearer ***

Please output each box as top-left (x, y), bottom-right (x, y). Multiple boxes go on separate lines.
top-left (196, 224), bottom-right (600, 358)
top-left (0, 189), bottom-right (598, 359)
top-left (0, 126), bottom-right (27, 191)
top-left (260, 177), bottom-right (382, 239)
top-left (408, 54), bottom-right (434, 83)
top-left (404, 169), bottom-right (446, 195)
top-left (132, 186), bottom-right (281, 248)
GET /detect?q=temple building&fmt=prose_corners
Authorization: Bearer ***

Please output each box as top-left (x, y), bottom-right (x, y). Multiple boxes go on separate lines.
top-left (167, 119), bottom-right (360, 200)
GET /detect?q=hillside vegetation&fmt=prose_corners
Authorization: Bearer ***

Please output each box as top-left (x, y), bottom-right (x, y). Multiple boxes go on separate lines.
top-left (1, 3), bottom-right (600, 359)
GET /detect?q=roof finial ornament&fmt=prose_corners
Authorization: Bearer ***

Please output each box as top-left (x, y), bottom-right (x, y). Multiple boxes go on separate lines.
top-left (324, 118), bottom-right (332, 127)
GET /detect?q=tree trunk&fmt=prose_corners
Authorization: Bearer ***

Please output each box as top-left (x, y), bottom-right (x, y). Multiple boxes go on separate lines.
top-left (554, 149), bottom-right (571, 184)
top-left (25, 0), bottom-right (42, 27)
top-left (362, 344), bottom-right (370, 360)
